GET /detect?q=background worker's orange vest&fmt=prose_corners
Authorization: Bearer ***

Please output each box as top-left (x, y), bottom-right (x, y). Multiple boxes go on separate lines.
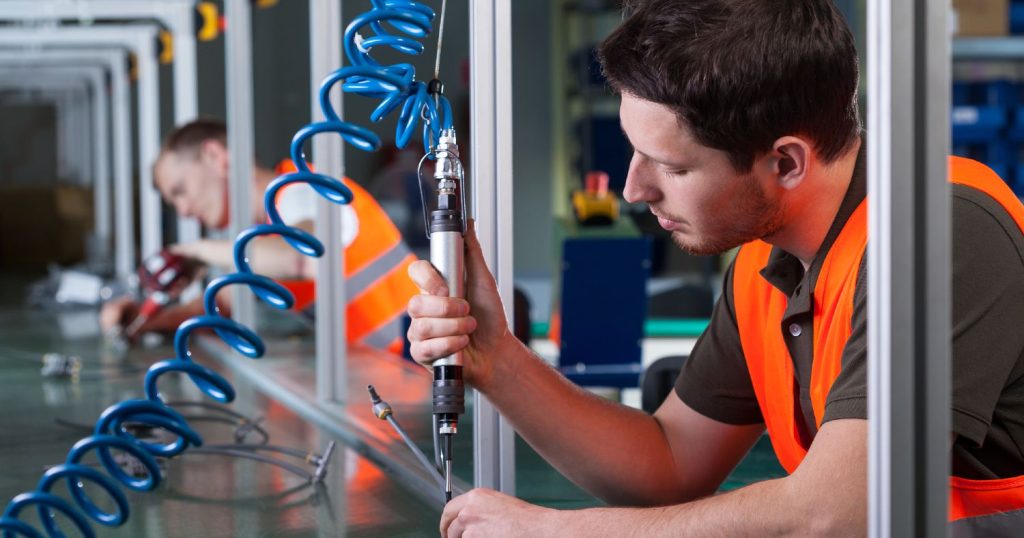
top-left (273, 159), bottom-right (418, 353)
top-left (732, 157), bottom-right (1024, 530)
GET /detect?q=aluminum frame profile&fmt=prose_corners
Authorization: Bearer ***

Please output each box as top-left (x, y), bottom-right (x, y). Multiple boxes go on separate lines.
top-left (0, 25), bottom-right (164, 267)
top-left (0, 0), bottom-right (203, 245)
top-left (223, 0), bottom-right (256, 330)
top-left (309, 0), bottom-right (347, 403)
top-left (867, 0), bottom-right (951, 536)
top-left (469, 0), bottom-right (516, 493)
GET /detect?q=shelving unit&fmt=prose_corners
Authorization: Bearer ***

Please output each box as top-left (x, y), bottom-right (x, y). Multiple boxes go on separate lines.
top-left (954, 37), bottom-right (1024, 59)
top-left (950, 37), bottom-right (1024, 194)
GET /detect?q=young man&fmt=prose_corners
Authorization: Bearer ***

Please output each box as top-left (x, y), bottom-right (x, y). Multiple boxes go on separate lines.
top-left (406, 1), bottom-right (1024, 535)
top-left (101, 119), bottom-right (418, 352)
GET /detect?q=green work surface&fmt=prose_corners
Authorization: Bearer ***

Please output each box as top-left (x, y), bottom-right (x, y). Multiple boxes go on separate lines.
top-left (532, 317), bottom-right (710, 339)
top-left (0, 306), bottom-right (439, 537)
top-left (0, 276), bottom-right (781, 537)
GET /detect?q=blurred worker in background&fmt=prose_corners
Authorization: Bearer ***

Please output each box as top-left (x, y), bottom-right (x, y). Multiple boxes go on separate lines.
top-left (406, 0), bottom-right (1024, 536)
top-left (100, 119), bottom-right (418, 353)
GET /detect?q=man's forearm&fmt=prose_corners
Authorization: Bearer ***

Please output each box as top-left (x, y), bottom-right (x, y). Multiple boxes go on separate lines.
top-left (562, 476), bottom-right (849, 537)
top-left (174, 238), bottom-right (306, 279)
top-left (478, 339), bottom-right (689, 505)
top-left (558, 420), bottom-right (866, 538)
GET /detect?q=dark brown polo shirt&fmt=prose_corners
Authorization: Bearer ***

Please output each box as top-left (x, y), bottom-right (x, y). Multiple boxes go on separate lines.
top-left (675, 146), bottom-right (1024, 479)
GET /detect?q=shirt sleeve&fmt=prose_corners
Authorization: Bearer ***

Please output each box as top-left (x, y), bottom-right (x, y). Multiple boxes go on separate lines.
top-left (276, 185), bottom-right (360, 248)
top-left (674, 261), bottom-right (765, 425)
top-left (822, 186), bottom-right (1024, 448)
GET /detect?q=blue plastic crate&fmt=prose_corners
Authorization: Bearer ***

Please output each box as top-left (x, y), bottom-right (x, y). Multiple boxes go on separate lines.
top-left (952, 106), bottom-right (1007, 143)
top-left (1012, 167), bottom-right (1024, 196)
top-left (1008, 106), bottom-right (1024, 141)
top-left (952, 80), bottom-right (1017, 107)
top-left (1012, 1), bottom-right (1024, 34)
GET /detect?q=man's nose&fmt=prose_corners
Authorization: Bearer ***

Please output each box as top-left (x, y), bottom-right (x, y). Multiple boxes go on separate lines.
top-left (622, 156), bottom-right (654, 204)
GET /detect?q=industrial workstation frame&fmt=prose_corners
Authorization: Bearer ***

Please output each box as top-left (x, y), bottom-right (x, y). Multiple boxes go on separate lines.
top-left (0, 24), bottom-right (171, 274)
top-left (0, 79), bottom-right (92, 186)
top-left (0, 25), bottom-right (164, 272)
top-left (0, 28), bottom-right (154, 278)
top-left (0, 0), bottom-right (204, 246)
top-left (0, 80), bottom-right (90, 184)
top-left (0, 49), bottom-right (133, 276)
top-left (0, 66), bottom-right (108, 252)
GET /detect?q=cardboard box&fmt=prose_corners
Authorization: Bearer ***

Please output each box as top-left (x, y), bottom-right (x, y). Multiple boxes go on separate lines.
top-left (954, 0), bottom-right (1009, 36)
top-left (0, 184), bottom-right (94, 270)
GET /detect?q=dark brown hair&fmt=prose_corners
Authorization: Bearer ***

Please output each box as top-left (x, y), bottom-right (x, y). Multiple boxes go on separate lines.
top-left (598, 0), bottom-right (861, 172)
top-left (161, 118), bottom-right (227, 159)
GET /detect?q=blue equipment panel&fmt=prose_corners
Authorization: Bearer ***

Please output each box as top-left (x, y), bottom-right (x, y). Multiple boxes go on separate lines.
top-left (558, 237), bottom-right (652, 388)
top-left (951, 80), bottom-right (1024, 195)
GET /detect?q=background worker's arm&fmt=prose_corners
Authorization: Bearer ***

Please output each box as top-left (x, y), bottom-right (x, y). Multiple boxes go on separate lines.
top-left (170, 219), bottom-right (316, 280)
top-left (407, 223), bottom-right (763, 505)
top-left (100, 291), bottom-right (232, 335)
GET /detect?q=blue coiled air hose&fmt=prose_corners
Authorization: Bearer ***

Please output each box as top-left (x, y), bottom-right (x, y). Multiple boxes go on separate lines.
top-left (0, 1), bottom-right (451, 536)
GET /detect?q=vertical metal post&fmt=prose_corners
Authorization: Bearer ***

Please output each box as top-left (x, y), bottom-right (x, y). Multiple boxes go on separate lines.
top-left (470, 0), bottom-right (517, 494)
top-left (91, 70), bottom-right (111, 250)
top-left (172, 14), bottom-right (202, 245)
top-left (55, 89), bottom-right (70, 181)
top-left (111, 53), bottom-right (134, 279)
top-left (69, 88), bottom-right (89, 184)
top-left (225, 0), bottom-right (257, 329)
top-left (310, 0), bottom-right (347, 402)
top-left (136, 32), bottom-right (164, 261)
top-left (867, 0), bottom-right (950, 536)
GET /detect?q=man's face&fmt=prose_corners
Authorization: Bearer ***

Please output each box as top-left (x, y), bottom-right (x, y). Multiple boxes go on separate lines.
top-left (619, 93), bottom-right (786, 255)
top-left (154, 142), bottom-right (229, 229)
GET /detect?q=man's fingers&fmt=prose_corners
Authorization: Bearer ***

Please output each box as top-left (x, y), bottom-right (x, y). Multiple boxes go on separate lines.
top-left (440, 492), bottom-right (469, 538)
top-left (462, 220), bottom-right (490, 284)
top-left (410, 336), bottom-right (470, 363)
top-left (408, 295), bottom-right (470, 318)
top-left (408, 260), bottom-right (449, 296)
top-left (408, 317), bottom-right (477, 342)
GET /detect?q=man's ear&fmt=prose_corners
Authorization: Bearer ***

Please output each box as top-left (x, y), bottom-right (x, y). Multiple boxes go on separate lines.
top-left (200, 139), bottom-right (229, 175)
top-left (769, 136), bottom-right (812, 191)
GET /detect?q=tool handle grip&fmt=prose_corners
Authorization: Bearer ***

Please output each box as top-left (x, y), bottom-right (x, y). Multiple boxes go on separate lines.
top-left (430, 230), bottom-right (465, 367)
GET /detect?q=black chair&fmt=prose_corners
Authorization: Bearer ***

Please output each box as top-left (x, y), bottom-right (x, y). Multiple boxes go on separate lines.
top-left (647, 283), bottom-right (714, 319)
top-left (640, 354), bottom-right (688, 414)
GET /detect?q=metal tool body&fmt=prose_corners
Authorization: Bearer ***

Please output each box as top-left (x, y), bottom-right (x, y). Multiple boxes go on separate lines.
top-left (427, 128), bottom-right (467, 502)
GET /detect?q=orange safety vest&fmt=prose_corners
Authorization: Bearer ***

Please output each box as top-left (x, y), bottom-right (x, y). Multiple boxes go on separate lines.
top-left (273, 159), bottom-right (419, 353)
top-left (732, 156), bottom-right (1024, 531)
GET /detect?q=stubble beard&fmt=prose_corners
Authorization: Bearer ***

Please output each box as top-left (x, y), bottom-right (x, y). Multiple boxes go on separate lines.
top-left (669, 176), bottom-right (786, 256)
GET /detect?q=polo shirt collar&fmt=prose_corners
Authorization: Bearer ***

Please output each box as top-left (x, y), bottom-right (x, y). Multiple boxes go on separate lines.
top-left (759, 140), bottom-right (867, 305)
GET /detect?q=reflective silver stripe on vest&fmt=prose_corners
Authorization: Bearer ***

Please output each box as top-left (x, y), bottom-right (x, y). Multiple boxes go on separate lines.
top-left (346, 241), bottom-right (414, 301)
top-left (951, 508), bottom-right (1024, 538)
top-left (360, 311), bottom-right (404, 350)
